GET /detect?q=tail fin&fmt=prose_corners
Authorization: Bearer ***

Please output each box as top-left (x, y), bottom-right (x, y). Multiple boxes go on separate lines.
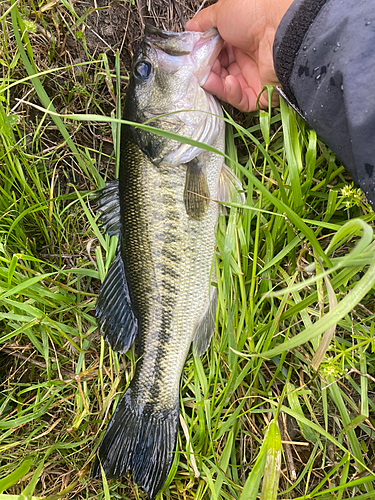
top-left (92, 386), bottom-right (179, 499)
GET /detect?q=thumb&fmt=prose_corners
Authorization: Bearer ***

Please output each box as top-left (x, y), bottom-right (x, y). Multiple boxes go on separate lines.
top-left (185, 4), bottom-right (219, 32)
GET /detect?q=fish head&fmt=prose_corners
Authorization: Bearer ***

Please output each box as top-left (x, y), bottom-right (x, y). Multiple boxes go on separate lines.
top-left (124, 26), bottom-right (224, 165)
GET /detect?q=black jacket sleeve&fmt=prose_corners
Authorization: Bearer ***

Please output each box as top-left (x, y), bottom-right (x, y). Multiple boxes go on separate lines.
top-left (273, 0), bottom-right (375, 206)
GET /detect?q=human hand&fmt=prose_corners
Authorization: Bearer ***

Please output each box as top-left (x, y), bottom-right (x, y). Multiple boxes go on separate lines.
top-left (186, 0), bottom-right (293, 111)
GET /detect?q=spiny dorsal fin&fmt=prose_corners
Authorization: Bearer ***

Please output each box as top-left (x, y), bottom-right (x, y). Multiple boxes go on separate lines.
top-left (184, 158), bottom-right (210, 220)
top-left (218, 164), bottom-right (245, 212)
top-left (96, 253), bottom-right (138, 353)
top-left (193, 288), bottom-right (218, 357)
top-left (94, 180), bottom-right (121, 236)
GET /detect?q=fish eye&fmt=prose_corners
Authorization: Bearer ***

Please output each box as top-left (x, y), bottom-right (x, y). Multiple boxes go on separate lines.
top-left (134, 60), bottom-right (152, 81)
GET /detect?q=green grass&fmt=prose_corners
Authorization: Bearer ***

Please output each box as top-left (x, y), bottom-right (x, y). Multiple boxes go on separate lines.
top-left (1, 1), bottom-right (375, 499)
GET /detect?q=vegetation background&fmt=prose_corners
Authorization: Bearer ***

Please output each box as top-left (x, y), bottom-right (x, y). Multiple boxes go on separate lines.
top-left (1, 0), bottom-right (375, 499)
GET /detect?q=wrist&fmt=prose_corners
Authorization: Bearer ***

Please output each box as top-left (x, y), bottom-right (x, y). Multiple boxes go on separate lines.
top-left (267, 0), bottom-right (295, 32)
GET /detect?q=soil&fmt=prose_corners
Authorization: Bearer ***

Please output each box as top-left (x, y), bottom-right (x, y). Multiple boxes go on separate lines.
top-left (71, 0), bottom-right (207, 70)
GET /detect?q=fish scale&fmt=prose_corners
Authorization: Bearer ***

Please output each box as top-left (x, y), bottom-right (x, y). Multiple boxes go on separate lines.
top-left (92, 26), bottom-right (243, 499)
top-left (121, 133), bottom-right (222, 412)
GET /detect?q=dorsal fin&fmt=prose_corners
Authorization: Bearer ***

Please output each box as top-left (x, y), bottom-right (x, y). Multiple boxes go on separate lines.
top-left (94, 180), bottom-right (121, 236)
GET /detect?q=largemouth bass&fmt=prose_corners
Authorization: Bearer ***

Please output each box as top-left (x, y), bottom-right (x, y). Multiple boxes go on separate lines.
top-left (92, 25), bottom-right (242, 498)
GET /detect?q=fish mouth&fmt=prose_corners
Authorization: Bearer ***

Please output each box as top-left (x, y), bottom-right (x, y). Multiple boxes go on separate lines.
top-left (145, 25), bottom-right (223, 85)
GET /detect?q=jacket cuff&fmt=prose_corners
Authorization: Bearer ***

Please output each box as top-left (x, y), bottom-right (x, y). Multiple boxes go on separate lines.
top-left (273, 0), bottom-right (329, 106)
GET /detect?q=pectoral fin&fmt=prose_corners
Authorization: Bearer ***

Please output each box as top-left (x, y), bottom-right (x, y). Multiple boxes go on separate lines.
top-left (184, 158), bottom-right (210, 220)
top-left (193, 288), bottom-right (218, 356)
top-left (218, 164), bottom-right (245, 212)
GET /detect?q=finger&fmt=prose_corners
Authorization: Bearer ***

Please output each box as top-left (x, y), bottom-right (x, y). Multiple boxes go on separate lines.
top-left (203, 72), bottom-right (261, 113)
top-left (224, 75), bottom-right (258, 112)
top-left (210, 58), bottom-right (223, 76)
top-left (217, 43), bottom-right (235, 69)
top-left (201, 71), bottom-right (227, 98)
top-left (223, 43), bottom-right (236, 65)
top-left (185, 4), bottom-right (218, 32)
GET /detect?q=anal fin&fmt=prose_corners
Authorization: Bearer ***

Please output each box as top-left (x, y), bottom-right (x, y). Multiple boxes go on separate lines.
top-left (96, 253), bottom-right (137, 353)
top-left (193, 288), bottom-right (218, 356)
